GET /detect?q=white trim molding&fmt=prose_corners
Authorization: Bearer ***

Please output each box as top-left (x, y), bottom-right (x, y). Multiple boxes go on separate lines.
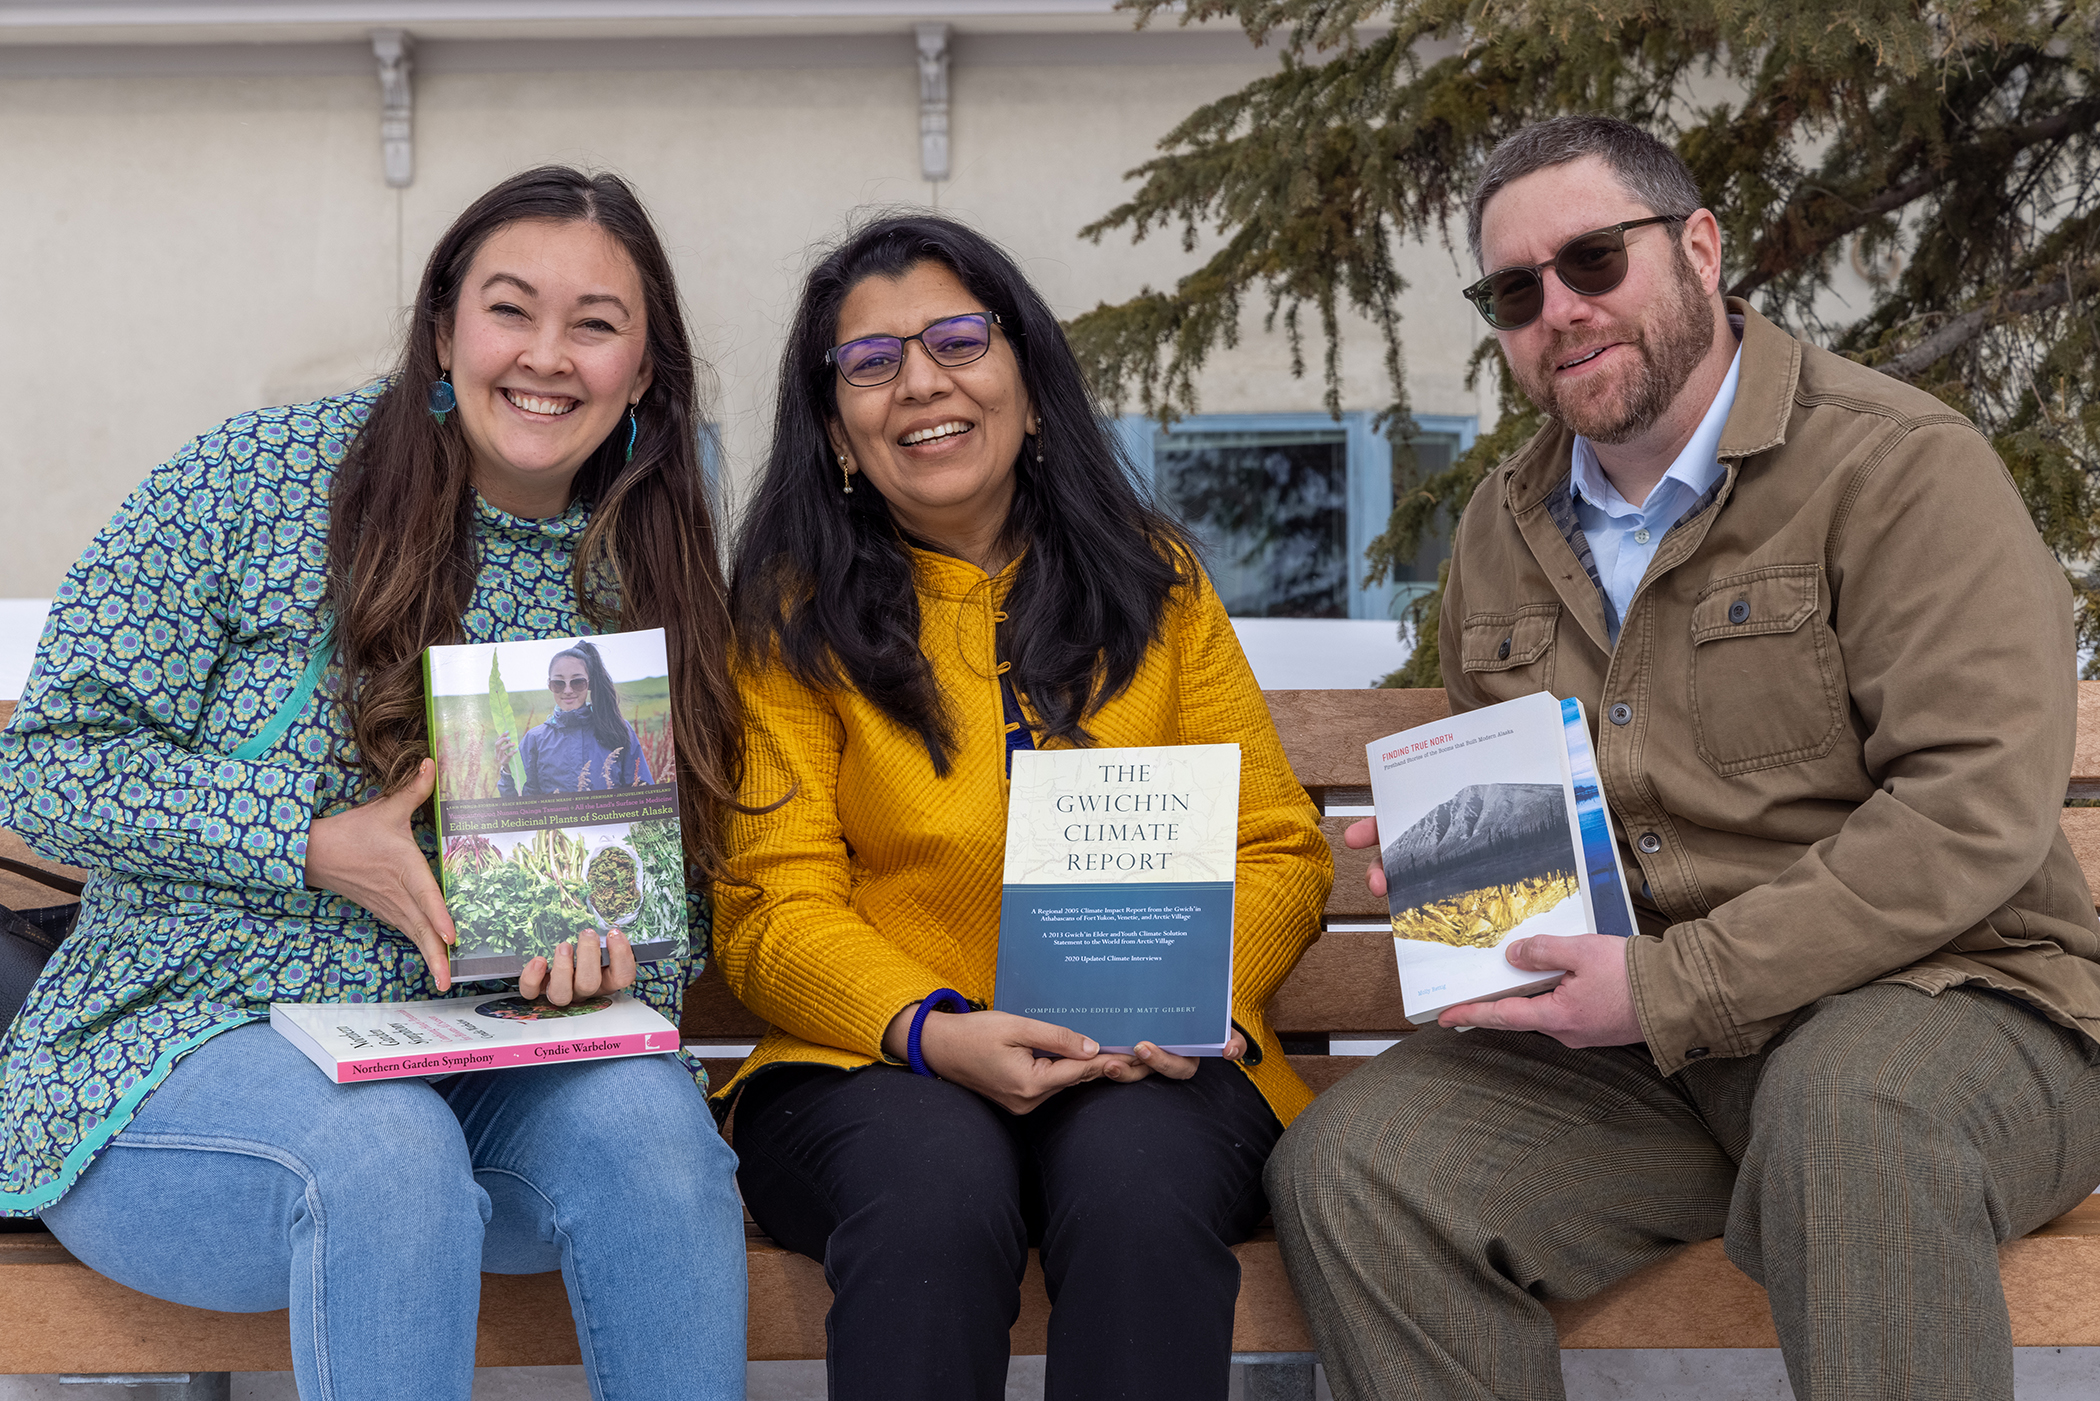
top-left (371, 27), bottom-right (412, 187)
top-left (916, 21), bottom-right (950, 182)
top-left (0, 0), bottom-right (1140, 41)
top-left (0, 27), bottom-right (1279, 78)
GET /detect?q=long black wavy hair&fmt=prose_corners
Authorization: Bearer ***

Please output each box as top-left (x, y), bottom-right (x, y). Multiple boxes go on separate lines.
top-left (730, 213), bottom-right (1194, 776)
top-left (550, 640), bottom-right (633, 754)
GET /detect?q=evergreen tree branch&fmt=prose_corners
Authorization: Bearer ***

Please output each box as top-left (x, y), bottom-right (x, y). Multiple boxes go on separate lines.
top-left (1729, 94), bottom-right (2100, 301)
top-left (1876, 259), bottom-right (2100, 381)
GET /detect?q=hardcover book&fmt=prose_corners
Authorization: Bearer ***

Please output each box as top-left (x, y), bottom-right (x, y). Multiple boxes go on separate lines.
top-left (271, 992), bottom-right (681, 1084)
top-left (424, 630), bottom-right (686, 980)
top-left (1367, 691), bottom-right (1638, 1025)
top-left (996, 743), bottom-right (1241, 1055)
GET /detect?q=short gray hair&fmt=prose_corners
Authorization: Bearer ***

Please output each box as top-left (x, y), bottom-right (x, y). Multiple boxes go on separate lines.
top-left (1466, 116), bottom-right (1702, 266)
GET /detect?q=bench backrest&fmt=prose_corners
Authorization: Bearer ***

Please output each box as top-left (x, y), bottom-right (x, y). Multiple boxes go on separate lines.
top-left (8, 691), bottom-right (2100, 1047)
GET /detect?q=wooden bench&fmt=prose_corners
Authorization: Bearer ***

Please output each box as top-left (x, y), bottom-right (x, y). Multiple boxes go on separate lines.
top-left (8, 688), bottom-right (2100, 1388)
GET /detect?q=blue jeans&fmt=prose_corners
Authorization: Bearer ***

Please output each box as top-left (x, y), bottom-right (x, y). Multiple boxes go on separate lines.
top-left (40, 1022), bottom-right (746, 1401)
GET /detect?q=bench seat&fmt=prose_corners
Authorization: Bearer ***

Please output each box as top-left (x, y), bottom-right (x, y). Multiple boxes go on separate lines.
top-left (8, 1196), bottom-right (2100, 1370)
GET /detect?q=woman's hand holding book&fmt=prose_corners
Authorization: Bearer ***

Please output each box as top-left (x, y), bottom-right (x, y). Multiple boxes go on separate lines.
top-left (880, 1007), bottom-right (1247, 1112)
top-left (1105, 1032), bottom-right (1247, 1086)
top-left (883, 1006), bottom-right (1112, 1114)
top-left (304, 759), bottom-right (459, 991)
top-left (519, 929), bottom-right (638, 1006)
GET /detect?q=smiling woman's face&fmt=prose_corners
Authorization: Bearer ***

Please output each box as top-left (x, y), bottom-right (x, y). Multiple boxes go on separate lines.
top-left (548, 656), bottom-right (590, 711)
top-left (825, 261), bottom-right (1034, 557)
top-left (436, 218), bottom-right (653, 519)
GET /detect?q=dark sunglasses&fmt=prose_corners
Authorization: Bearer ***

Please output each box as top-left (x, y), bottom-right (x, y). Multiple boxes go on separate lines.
top-left (548, 677), bottom-right (590, 694)
top-left (828, 312), bottom-right (1001, 388)
top-left (1462, 215), bottom-right (1686, 330)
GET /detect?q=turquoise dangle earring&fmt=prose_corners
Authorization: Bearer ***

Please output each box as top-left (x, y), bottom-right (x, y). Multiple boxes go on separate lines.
top-left (625, 406), bottom-right (639, 464)
top-left (428, 375), bottom-right (456, 426)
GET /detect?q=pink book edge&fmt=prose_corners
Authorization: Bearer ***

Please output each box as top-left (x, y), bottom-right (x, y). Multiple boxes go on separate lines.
top-left (325, 1029), bottom-right (681, 1083)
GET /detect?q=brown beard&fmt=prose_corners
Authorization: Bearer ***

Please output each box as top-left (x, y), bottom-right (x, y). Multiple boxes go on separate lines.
top-left (1512, 248), bottom-right (1717, 445)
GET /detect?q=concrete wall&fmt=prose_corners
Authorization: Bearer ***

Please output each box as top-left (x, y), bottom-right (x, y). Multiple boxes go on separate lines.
top-left (0, 30), bottom-right (1493, 596)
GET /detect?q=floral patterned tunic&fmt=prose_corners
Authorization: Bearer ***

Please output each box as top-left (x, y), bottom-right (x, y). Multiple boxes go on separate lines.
top-left (0, 387), bottom-right (708, 1214)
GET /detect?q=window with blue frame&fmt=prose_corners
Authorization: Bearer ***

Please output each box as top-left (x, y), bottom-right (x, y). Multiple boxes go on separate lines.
top-left (1116, 413), bottom-right (1476, 620)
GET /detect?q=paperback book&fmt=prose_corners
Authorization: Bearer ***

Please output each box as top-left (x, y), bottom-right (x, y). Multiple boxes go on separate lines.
top-left (425, 629), bottom-right (686, 980)
top-left (1367, 691), bottom-right (1638, 1025)
top-left (996, 744), bottom-right (1241, 1055)
top-left (271, 992), bottom-right (682, 1084)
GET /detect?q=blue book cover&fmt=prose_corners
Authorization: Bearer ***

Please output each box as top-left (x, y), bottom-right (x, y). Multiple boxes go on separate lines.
top-left (1559, 697), bottom-right (1638, 940)
top-left (995, 744), bottom-right (1241, 1055)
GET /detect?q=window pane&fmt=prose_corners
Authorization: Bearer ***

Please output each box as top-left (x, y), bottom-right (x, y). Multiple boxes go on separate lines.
top-left (1389, 433), bottom-right (1461, 613)
top-left (1155, 429), bottom-right (1349, 619)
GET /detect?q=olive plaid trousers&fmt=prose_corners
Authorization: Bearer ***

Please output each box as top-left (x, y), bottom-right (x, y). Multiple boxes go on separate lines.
top-left (1266, 984), bottom-right (2100, 1401)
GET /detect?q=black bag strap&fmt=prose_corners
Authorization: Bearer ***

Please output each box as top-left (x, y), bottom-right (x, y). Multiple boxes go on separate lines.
top-left (1, 899), bottom-right (77, 1031)
top-left (1, 903), bottom-right (67, 957)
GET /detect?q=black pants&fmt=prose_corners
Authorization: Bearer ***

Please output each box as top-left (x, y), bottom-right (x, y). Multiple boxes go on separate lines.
top-left (732, 1059), bottom-right (1282, 1401)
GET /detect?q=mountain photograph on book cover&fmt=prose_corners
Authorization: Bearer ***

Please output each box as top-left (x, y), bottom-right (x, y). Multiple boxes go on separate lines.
top-left (1382, 783), bottom-right (1582, 950)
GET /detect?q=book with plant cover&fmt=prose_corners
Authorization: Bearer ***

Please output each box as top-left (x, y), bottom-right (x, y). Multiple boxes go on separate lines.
top-left (270, 991), bottom-right (681, 1084)
top-left (1367, 691), bottom-right (1638, 1025)
top-left (995, 744), bottom-right (1241, 1055)
top-left (424, 630), bottom-right (686, 981)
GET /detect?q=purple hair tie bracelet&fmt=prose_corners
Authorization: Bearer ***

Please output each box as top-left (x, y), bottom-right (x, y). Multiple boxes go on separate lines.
top-left (907, 989), bottom-right (973, 1077)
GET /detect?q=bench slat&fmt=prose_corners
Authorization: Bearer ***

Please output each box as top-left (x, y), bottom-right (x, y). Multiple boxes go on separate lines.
top-left (1264, 681), bottom-right (2100, 801)
top-left (1318, 816), bottom-right (1387, 920)
top-left (682, 963), bottom-right (768, 1040)
top-left (1268, 937), bottom-right (1409, 1037)
top-left (0, 827), bottom-right (84, 913)
top-left (2075, 683), bottom-right (2100, 798)
top-left (1264, 690), bottom-right (1449, 790)
top-left (2060, 806), bottom-right (2100, 881)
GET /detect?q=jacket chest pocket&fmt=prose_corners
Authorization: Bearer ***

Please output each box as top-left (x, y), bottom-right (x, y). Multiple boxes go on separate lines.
top-left (1460, 603), bottom-right (1558, 700)
top-left (1688, 566), bottom-right (1845, 775)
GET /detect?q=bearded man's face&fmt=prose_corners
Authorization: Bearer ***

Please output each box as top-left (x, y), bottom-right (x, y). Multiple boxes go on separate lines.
top-left (1476, 157), bottom-right (1721, 445)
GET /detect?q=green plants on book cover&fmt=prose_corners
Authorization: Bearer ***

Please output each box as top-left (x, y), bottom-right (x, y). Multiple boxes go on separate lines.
top-left (424, 629), bottom-right (687, 980)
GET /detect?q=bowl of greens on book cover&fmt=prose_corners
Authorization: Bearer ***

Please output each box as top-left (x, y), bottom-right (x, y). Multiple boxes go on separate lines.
top-left (583, 836), bottom-right (645, 933)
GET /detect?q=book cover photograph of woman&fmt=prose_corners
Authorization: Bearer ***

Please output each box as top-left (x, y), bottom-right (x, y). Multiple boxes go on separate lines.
top-left (429, 634), bottom-right (673, 799)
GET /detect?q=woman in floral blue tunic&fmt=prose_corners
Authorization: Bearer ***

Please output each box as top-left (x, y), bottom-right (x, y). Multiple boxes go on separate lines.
top-left (0, 169), bottom-right (749, 1400)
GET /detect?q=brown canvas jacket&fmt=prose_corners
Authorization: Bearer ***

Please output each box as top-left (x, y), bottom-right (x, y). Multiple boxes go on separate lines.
top-left (1439, 299), bottom-right (2100, 1075)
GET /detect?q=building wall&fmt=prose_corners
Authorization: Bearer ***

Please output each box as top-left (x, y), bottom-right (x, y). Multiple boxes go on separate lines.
top-left (0, 30), bottom-right (1494, 596)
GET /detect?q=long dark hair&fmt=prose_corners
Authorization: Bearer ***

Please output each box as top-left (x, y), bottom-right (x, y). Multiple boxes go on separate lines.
top-left (731, 213), bottom-right (1193, 776)
top-left (326, 166), bottom-right (742, 878)
top-left (552, 640), bottom-right (633, 754)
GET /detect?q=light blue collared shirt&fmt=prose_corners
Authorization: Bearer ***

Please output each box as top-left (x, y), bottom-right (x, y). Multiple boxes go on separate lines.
top-left (1570, 345), bottom-right (1743, 643)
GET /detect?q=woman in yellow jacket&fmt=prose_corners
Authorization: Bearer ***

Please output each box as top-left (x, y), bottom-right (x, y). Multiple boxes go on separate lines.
top-left (718, 215), bottom-right (1333, 1401)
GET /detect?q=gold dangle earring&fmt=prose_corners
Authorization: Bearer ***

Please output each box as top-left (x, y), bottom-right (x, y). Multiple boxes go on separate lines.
top-left (838, 453), bottom-right (855, 495)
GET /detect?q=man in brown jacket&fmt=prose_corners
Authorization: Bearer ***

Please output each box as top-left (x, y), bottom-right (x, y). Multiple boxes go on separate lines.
top-left (1266, 115), bottom-right (2100, 1401)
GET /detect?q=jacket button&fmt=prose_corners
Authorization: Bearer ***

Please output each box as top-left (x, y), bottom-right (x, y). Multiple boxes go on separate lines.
top-left (1728, 599), bottom-right (1750, 624)
top-left (1497, 636), bottom-right (1511, 660)
top-left (1638, 832), bottom-right (1662, 854)
top-left (1609, 702), bottom-right (1632, 726)
top-left (1684, 1046), bottom-right (1710, 1060)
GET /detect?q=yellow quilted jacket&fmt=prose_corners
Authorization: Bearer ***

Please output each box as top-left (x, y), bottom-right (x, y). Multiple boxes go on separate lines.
top-left (711, 547), bottom-right (1333, 1125)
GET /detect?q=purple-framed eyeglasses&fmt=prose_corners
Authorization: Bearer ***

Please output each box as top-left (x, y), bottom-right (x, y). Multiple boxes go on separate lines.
top-left (827, 312), bottom-right (1001, 387)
